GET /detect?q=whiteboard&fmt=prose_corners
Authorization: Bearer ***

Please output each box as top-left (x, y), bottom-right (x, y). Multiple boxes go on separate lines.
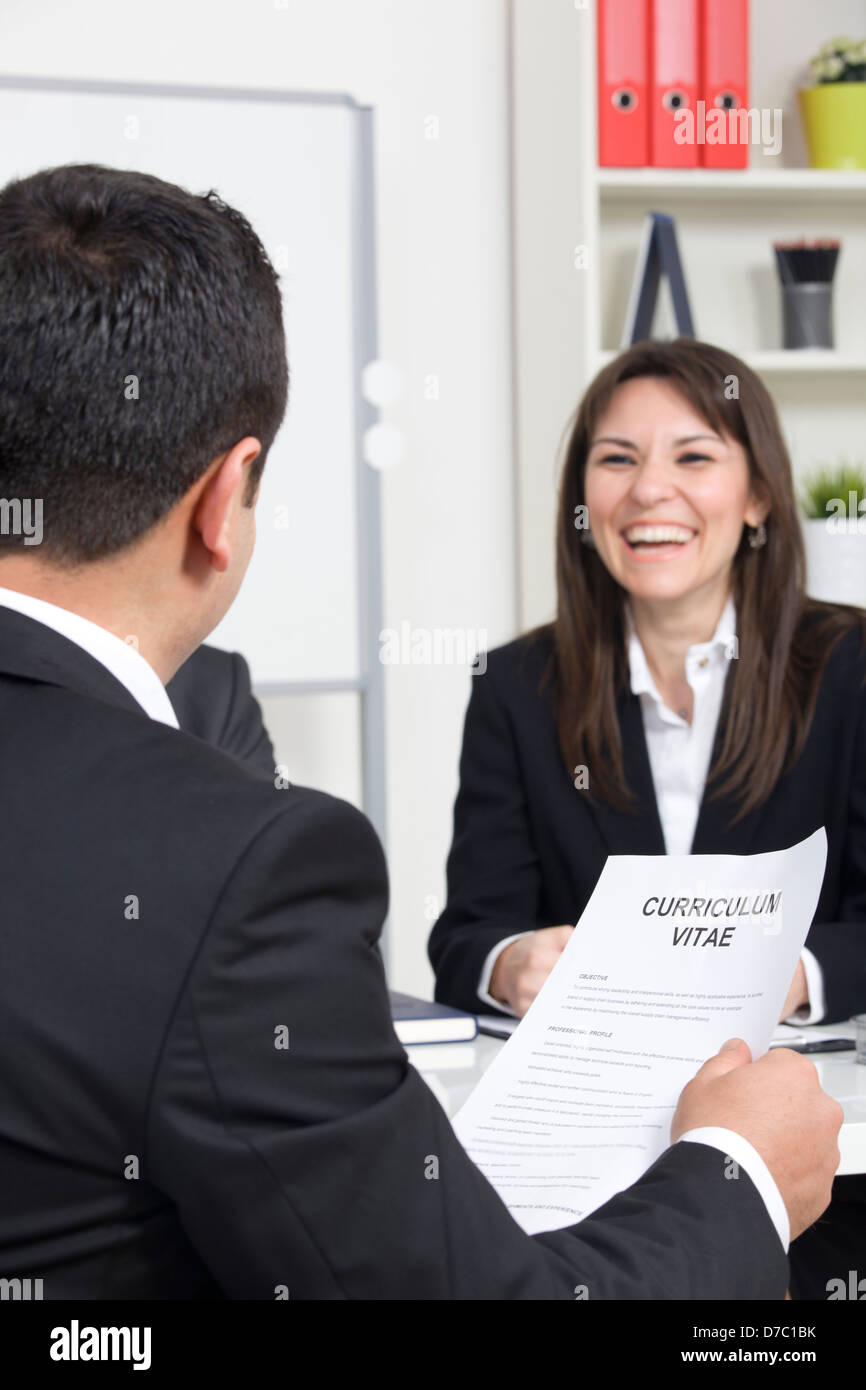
top-left (0, 78), bottom-right (374, 686)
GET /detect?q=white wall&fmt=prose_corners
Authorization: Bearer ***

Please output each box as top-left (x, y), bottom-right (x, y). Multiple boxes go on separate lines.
top-left (0, 0), bottom-right (517, 997)
top-left (511, 0), bottom-right (589, 629)
top-left (751, 0), bottom-right (866, 169)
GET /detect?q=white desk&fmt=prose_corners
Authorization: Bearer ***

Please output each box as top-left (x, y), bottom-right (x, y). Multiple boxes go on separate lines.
top-left (407, 1024), bottom-right (866, 1176)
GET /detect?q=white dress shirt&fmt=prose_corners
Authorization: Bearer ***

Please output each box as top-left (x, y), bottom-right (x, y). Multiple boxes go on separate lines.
top-left (628, 594), bottom-right (735, 857)
top-left (0, 586), bottom-right (179, 728)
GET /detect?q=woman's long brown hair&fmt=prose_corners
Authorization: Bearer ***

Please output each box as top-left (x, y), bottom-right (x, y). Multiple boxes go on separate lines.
top-left (547, 337), bottom-right (866, 821)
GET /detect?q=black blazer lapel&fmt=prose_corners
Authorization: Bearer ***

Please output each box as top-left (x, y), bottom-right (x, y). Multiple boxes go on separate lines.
top-left (690, 735), bottom-right (771, 856)
top-left (0, 605), bottom-right (148, 721)
top-left (690, 790), bottom-right (763, 855)
top-left (584, 689), bottom-right (667, 855)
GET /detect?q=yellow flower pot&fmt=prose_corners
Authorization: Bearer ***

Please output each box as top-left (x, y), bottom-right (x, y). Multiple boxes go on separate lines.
top-left (800, 83), bottom-right (866, 169)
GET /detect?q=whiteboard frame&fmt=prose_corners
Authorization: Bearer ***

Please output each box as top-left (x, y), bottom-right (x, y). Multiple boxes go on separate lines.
top-left (0, 75), bottom-right (388, 949)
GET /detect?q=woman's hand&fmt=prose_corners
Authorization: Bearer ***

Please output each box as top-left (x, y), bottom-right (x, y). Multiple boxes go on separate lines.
top-left (779, 958), bottom-right (809, 1022)
top-left (489, 925), bottom-right (574, 1017)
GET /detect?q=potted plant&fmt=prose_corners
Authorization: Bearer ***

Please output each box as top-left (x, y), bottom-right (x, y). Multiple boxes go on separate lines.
top-left (800, 462), bottom-right (866, 605)
top-left (800, 37), bottom-right (866, 169)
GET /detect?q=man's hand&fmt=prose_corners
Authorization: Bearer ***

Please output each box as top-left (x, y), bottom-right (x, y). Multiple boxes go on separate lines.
top-left (779, 959), bottom-right (809, 1022)
top-left (488, 926), bottom-right (573, 1017)
top-left (672, 1037), bottom-right (842, 1242)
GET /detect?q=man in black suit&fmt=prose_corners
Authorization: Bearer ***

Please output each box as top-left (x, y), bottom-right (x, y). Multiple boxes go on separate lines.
top-left (0, 163), bottom-right (841, 1299)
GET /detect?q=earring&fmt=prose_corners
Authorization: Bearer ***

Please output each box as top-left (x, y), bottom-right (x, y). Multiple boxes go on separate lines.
top-left (580, 530), bottom-right (596, 549)
top-left (747, 523), bottom-right (767, 550)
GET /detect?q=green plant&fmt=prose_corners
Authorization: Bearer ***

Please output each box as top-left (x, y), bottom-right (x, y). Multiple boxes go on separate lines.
top-left (809, 37), bottom-right (866, 85)
top-left (799, 463), bottom-right (866, 518)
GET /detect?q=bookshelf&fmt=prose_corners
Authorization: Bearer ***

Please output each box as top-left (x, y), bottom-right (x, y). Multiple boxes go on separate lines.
top-left (591, 173), bottom-right (866, 369)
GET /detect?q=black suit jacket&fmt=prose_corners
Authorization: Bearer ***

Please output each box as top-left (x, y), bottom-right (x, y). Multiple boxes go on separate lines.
top-left (166, 645), bottom-right (275, 778)
top-left (429, 623), bottom-right (866, 1022)
top-left (0, 607), bottom-right (787, 1298)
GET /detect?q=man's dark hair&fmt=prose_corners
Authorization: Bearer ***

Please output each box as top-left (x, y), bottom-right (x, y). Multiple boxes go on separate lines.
top-left (0, 163), bottom-right (289, 562)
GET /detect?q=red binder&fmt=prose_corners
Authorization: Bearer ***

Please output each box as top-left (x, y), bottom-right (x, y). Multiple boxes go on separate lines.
top-left (650, 0), bottom-right (700, 167)
top-left (700, 0), bottom-right (749, 169)
top-left (597, 0), bottom-right (650, 167)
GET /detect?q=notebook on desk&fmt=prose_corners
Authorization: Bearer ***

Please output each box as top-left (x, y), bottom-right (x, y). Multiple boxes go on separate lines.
top-left (389, 991), bottom-right (478, 1045)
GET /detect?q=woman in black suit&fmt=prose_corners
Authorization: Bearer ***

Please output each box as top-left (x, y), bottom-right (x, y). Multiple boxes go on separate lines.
top-left (428, 338), bottom-right (866, 1298)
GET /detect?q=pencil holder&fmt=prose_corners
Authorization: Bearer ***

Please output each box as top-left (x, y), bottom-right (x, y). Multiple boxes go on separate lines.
top-left (782, 283), bottom-right (834, 350)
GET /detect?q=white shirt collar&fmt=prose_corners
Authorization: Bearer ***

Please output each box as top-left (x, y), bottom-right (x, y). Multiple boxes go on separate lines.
top-left (626, 593), bottom-right (737, 703)
top-left (0, 587), bottom-right (179, 728)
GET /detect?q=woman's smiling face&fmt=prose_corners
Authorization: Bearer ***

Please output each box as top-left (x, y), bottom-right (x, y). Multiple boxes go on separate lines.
top-left (583, 376), bottom-right (768, 606)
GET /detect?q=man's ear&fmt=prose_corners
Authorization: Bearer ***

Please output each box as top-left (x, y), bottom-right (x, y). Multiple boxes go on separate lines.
top-left (194, 437), bottom-right (261, 573)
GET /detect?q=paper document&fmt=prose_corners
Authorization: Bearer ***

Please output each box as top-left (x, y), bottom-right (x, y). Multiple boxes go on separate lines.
top-left (453, 829), bottom-right (828, 1234)
top-left (769, 1024), bottom-right (806, 1048)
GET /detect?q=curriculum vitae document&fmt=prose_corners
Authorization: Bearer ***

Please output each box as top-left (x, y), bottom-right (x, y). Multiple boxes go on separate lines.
top-left (453, 828), bottom-right (827, 1234)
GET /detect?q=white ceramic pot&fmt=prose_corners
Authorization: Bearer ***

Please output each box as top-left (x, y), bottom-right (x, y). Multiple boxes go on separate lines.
top-left (802, 517), bottom-right (866, 605)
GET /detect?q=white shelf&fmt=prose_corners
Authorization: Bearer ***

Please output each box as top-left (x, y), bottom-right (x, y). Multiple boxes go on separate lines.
top-left (596, 348), bottom-right (866, 375)
top-left (597, 168), bottom-right (866, 200)
top-left (745, 350), bottom-right (866, 373)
